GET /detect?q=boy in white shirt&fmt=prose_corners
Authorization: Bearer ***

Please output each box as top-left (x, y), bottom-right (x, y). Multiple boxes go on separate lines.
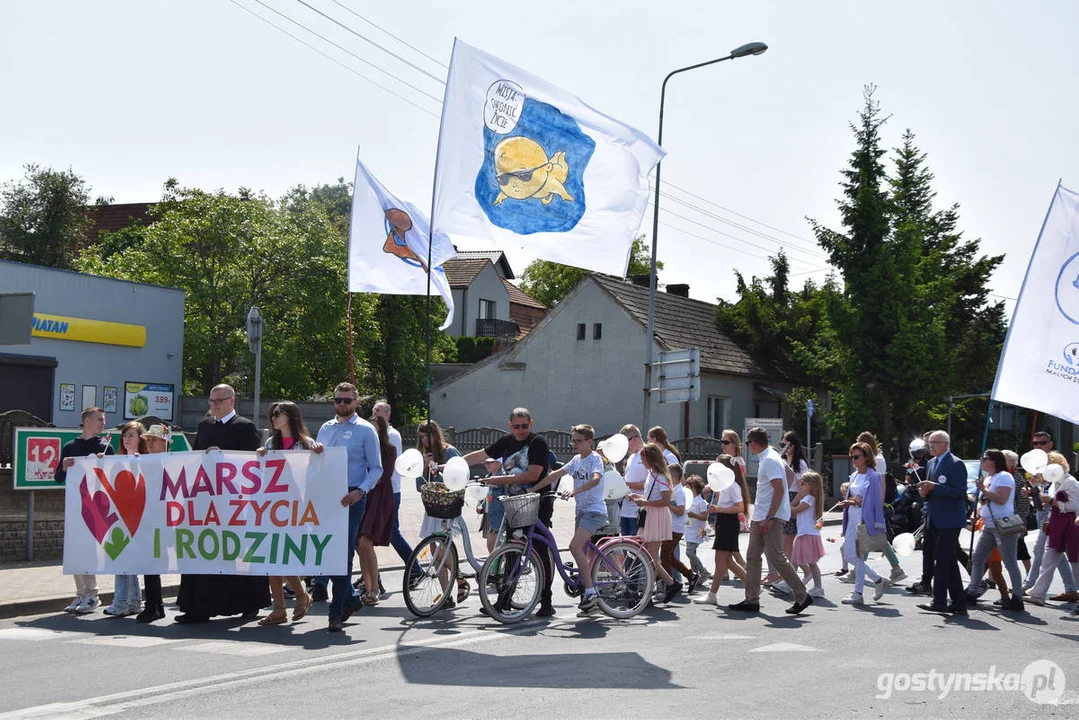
top-left (533, 424), bottom-right (606, 614)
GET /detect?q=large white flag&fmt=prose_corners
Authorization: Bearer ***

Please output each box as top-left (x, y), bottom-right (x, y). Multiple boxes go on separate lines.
top-left (432, 39), bottom-right (665, 277)
top-left (992, 182), bottom-right (1079, 422)
top-left (348, 153), bottom-right (456, 330)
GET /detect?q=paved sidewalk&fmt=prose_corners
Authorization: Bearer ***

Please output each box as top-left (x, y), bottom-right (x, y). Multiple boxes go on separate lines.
top-left (0, 485), bottom-right (842, 619)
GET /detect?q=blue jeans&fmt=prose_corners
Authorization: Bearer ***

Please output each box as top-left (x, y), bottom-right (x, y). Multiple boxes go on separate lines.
top-left (329, 493), bottom-right (367, 621)
top-left (620, 516), bottom-right (639, 536)
top-left (391, 492), bottom-right (422, 577)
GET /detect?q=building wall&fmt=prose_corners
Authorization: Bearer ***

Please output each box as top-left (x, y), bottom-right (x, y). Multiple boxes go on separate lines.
top-left (0, 261), bottom-right (185, 428)
top-left (431, 279), bottom-right (681, 437)
top-left (450, 263), bottom-right (512, 337)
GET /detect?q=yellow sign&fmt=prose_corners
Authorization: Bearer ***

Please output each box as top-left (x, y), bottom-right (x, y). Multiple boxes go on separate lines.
top-left (30, 313), bottom-right (146, 348)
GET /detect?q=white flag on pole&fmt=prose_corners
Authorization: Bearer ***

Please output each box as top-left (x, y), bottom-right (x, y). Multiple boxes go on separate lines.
top-left (991, 182), bottom-right (1079, 422)
top-left (432, 39), bottom-right (664, 277)
top-left (348, 153), bottom-right (455, 330)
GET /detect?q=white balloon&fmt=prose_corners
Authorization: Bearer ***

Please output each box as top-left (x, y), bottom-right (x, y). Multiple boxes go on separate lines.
top-left (598, 434), bottom-right (630, 464)
top-left (893, 532), bottom-right (917, 557)
top-left (602, 470), bottom-right (628, 500)
top-left (1042, 463), bottom-right (1065, 485)
top-left (465, 484), bottom-right (487, 505)
top-left (395, 448), bottom-right (424, 479)
top-left (442, 456), bottom-right (470, 490)
top-left (557, 474), bottom-right (574, 494)
top-left (706, 462), bottom-right (735, 492)
top-left (1020, 448), bottom-right (1048, 475)
top-left (958, 528), bottom-right (973, 549)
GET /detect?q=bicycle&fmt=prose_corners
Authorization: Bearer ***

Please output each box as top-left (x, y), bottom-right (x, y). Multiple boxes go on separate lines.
top-left (477, 493), bottom-right (656, 623)
top-left (403, 480), bottom-right (515, 617)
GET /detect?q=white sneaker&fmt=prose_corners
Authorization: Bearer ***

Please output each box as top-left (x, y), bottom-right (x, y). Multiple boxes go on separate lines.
top-left (102, 602), bottom-right (126, 616)
top-left (696, 591), bottom-right (718, 605)
top-left (808, 586), bottom-right (826, 598)
top-left (772, 580), bottom-right (792, 595)
top-left (874, 578), bottom-right (889, 601)
top-left (841, 592), bottom-right (864, 606)
top-left (890, 567), bottom-right (908, 583)
top-left (124, 601), bottom-right (144, 615)
top-left (74, 596), bottom-right (100, 615)
top-left (64, 596), bottom-right (84, 613)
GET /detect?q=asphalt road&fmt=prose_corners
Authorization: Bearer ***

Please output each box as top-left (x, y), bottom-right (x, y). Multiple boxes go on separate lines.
top-left (2, 526), bottom-right (1077, 720)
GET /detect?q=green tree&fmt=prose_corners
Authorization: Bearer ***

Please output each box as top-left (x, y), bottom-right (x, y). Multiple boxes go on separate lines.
top-left (520, 235), bottom-right (659, 307)
top-left (0, 164), bottom-right (92, 269)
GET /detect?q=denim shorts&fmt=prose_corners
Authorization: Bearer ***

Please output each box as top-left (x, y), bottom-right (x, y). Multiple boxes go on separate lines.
top-left (576, 511), bottom-right (608, 534)
top-left (486, 486), bottom-right (508, 533)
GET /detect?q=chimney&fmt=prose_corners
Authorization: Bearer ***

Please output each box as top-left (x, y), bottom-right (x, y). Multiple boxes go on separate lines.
top-left (628, 274), bottom-right (651, 288)
top-left (666, 283), bottom-right (689, 297)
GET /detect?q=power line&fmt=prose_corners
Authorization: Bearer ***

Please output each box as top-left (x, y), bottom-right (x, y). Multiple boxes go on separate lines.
top-left (294, 0), bottom-right (446, 84)
top-left (662, 178), bottom-right (819, 246)
top-left (229, 0), bottom-right (439, 118)
top-left (329, 0), bottom-right (448, 69)
top-left (248, 0), bottom-right (444, 104)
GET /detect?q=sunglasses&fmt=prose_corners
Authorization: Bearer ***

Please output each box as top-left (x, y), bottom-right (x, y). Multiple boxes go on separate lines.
top-left (1032, 440), bottom-right (1049, 446)
top-left (851, 454), bottom-right (865, 460)
top-left (496, 164), bottom-right (544, 186)
top-left (625, 434), bottom-right (641, 441)
top-left (272, 409), bottom-right (284, 417)
top-left (334, 397), bottom-right (355, 404)
top-left (511, 423), bottom-right (530, 430)
top-left (720, 439), bottom-right (733, 445)
top-left (570, 438), bottom-right (588, 445)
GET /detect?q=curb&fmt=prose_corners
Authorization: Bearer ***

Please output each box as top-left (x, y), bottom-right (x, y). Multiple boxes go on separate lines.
top-left (0, 522), bottom-right (844, 620)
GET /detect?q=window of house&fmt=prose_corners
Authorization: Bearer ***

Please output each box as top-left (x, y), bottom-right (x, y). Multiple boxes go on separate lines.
top-left (707, 396), bottom-right (730, 437)
top-left (593, 323), bottom-right (602, 339)
top-left (478, 299), bottom-right (496, 319)
top-left (576, 323), bottom-right (586, 340)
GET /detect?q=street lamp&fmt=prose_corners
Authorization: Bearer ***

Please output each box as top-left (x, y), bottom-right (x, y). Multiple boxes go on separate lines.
top-left (642, 41), bottom-right (768, 431)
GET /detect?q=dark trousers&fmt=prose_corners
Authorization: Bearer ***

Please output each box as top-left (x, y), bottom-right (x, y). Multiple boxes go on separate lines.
top-left (143, 575), bottom-right (162, 608)
top-left (538, 494), bottom-right (555, 606)
top-left (921, 522), bottom-right (970, 585)
top-left (931, 524), bottom-right (966, 607)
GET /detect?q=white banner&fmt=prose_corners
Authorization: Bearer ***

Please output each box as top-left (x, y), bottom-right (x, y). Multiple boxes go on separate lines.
top-left (432, 39), bottom-right (664, 277)
top-left (63, 448), bottom-right (348, 576)
top-left (992, 183), bottom-right (1079, 423)
top-left (348, 153), bottom-right (456, 331)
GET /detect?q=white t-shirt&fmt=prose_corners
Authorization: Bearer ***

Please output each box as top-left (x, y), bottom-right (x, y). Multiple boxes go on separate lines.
top-left (662, 448), bottom-right (680, 467)
top-left (388, 425), bottom-right (403, 494)
top-left (787, 457), bottom-right (809, 491)
top-left (642, 472), bottom-right (670, 508)
top-left (875, 455), bottom-right (887, 476)
top-left (795, 494), bottom-right (819, 537)
top-left (686, 494), bottom-right (709, 542)
top-left (620, 452), bottom-right (647, 518)
top-left (980, 471), bottom-right (1015, 528)
top-left (716, 481), bottom-right (743, 511)
top-left (561, 451), bottom-right (606, 516)
top-left (670, 484), bottom-right (686, 535)
top-left (753, 446), bottom-right (790, 522)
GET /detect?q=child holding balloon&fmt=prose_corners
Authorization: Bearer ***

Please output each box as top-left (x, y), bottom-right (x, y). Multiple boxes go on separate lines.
top-left (698, 457), bottom-right (750, 605)
top-left (683, 476), bottom-right (712, 583)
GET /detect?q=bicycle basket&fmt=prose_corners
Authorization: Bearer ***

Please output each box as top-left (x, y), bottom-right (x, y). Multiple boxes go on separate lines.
top-left (500, 492), bottom-right (540, 528)
top-left (420, 483), bottom-right (465, 519)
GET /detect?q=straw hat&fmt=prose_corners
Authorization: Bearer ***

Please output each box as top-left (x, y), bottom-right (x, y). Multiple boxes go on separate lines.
top-left (144, 424), bottom-right (171, 444)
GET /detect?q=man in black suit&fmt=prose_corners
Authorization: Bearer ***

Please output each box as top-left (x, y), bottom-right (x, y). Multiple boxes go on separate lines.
top-left (175, 384), bottom-right (271, 624)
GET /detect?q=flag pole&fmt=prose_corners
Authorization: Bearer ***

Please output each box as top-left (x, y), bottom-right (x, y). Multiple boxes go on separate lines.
top-left (347, 291), bottom-right (355, 387)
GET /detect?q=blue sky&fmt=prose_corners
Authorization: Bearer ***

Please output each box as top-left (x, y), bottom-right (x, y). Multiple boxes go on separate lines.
top-left (3, 0), bottom-right (1077, 313)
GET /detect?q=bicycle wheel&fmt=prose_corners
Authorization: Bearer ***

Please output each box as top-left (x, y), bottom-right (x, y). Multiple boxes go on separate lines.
top-left (591, 541), bottom-right (655, 619)
top-left (403, 534), bottom-right (459, 617)
top-left (478, 542), bottom-right (543, 624)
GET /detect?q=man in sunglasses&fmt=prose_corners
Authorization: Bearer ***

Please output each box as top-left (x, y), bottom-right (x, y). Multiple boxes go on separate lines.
top-left (316, 382), bottom-right (383, 632)
top-left (461, 408), bottom-right (555, 617)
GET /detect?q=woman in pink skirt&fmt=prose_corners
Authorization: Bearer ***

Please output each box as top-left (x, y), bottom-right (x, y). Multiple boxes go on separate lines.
top-left (627, 443), bottom-right (678, 604)
top-left (790, 472), bottom-right (827, 598)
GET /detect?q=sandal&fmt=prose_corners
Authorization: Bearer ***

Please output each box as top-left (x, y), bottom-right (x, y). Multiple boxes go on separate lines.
top-left (292, 592), bottom-right (312, 622)
top-left (456, 580), bottom-right (471, 604)
top-left (361, 590), bottom-right (380, 606)
top-left (258, 609), bottom-right (288, 626)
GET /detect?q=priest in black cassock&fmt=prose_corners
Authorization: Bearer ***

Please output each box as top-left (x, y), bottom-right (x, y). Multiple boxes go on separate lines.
top-left (175, 384), bottom-right (271, 624)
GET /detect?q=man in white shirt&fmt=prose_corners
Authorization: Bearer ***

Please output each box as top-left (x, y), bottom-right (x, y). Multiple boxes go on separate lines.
top-left (373, 401), bottom-right (418, 590)
top-left (618, 425), bottom-right (647, 535)
top-left (729, 426), bottom-right (812, 615)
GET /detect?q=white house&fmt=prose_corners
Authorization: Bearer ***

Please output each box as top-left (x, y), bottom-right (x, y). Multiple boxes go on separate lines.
top-left (430, 274), bottom-right (797, 440)
top-left (441, 251), bottom-right (546, 339)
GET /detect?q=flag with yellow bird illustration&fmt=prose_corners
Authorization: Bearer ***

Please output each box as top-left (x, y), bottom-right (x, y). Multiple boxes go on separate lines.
top-left (432, 39), bottom-right (665, 277)
top-left (348, 152), bottom-right (456, 330)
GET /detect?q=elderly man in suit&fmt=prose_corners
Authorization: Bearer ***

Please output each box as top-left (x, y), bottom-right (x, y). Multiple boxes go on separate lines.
top-left (175, 384), bottom-right (271, 624)
top-left (917, 430), bottom-right (969, 615)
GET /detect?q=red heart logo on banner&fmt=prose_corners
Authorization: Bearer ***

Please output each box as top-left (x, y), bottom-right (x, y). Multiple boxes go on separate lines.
top-left (94, 467), bottom-right (146, 536)
top-left (80, 477), bottom-right (119, 544)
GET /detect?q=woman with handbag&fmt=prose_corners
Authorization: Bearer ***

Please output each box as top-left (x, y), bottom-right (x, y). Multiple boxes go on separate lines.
top-left (839, 442), bottom-right (889, 606)
top-left (964, 450), bottom-right (1025, 611)
top-left (1025, 454), bottom-right (1079, 607)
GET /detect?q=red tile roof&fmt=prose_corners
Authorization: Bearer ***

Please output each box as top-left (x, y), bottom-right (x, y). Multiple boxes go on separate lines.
top-left (500, 278), bottom-right (546, 310)
top-left (441, 257), bottom-right (490, 289)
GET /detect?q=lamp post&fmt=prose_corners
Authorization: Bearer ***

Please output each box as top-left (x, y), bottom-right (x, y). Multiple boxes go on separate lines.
top-left (642, 41), bottom-right (768, 431)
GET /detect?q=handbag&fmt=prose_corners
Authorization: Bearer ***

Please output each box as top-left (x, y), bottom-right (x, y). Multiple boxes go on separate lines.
top-left (987, 502), bottom-right (1026, 537)
top-left (637, 472), bottom-right (658, 528)
top-left (856, 522), bottom-right (888, 555)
